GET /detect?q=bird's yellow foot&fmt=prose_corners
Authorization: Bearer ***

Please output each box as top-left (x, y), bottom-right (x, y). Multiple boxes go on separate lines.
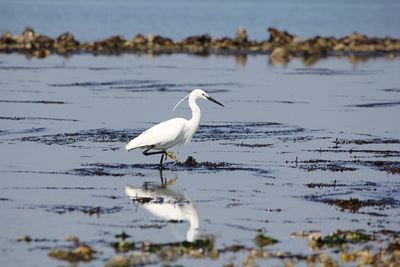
top-left (165, 151), bottom-right (177, 161)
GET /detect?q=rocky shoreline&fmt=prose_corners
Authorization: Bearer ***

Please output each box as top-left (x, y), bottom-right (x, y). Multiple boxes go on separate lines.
top-left (1, 27), bottom-right (400, 63)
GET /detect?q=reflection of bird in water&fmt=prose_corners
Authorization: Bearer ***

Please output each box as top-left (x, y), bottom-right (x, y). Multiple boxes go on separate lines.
top-left (125, 171), bottom-right (199, 242)
top-left (125, 89), bottom-right (224, 167)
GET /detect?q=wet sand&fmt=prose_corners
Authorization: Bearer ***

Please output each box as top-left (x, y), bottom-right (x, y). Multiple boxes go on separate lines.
top-left (0, 54), bottom-right (399, 266)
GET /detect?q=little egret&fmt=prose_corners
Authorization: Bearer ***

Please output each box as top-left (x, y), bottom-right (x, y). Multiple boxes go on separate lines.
top-left (125, 89), bottom-right (224, 166)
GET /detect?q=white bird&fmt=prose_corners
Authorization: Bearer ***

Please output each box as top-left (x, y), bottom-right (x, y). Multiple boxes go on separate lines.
top-left (125, 89), bottom-right (224, 166)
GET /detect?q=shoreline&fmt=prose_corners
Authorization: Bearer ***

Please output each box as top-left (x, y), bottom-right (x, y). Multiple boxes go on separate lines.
top-left (1, 27), bottom-right (400, 63)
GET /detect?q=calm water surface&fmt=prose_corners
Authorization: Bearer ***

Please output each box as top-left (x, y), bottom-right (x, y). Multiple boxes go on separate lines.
top-left (2, 2), bottom-right (400, 266)
top-left (0, 53), bottom-right (399, 266)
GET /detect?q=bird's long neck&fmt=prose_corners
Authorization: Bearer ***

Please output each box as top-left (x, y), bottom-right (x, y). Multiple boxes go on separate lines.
top-left (186, 94), bottom-right (201, 141)
top-left (189, 94), bottom-right (201, 124)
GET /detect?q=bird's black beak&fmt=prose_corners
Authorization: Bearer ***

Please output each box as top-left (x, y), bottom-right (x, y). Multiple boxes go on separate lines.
top-left (206, 95), bottom-right (224, 107)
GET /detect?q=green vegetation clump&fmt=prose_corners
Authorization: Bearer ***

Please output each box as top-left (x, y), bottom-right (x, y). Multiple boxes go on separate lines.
top-left (111, 240), bottom-right (135, 253)
top-left (146, 237), bottom-right (214, 254)
top-left (309, 230), bottom-right (371, 248)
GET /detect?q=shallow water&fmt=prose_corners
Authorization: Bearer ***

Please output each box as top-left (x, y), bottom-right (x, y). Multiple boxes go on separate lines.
top-left (0, 53), bottom-right (399, 266)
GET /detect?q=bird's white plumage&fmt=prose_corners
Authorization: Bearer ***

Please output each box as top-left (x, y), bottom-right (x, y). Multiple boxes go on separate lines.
top-left (125, 118), bottom-right (187, 151)
top-left (125, 89), bottom-right (224, 158)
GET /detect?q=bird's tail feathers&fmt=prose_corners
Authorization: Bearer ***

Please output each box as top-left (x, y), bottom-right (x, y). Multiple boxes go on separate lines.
top-left (125, 138), bottom-right (144, 151)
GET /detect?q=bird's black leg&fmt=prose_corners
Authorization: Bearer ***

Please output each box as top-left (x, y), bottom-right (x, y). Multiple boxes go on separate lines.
top-left (142, 147), bottom-right (165, 156)
top-left (159, 153), bottom-right (165, 166)
top-left (143, 147), bottom-right (167, 168)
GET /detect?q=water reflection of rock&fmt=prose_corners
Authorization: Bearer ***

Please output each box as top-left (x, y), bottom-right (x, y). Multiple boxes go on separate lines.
top-left (235, 54), bottom-right (247, 68)
top-left (125, 171), bottom-right (199, 242)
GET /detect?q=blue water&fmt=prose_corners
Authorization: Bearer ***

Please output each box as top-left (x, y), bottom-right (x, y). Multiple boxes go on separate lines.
top-left (1, 53), bottom-right (399, 266)
top-left (1, 0), bottom-right (400, 41)
top-left (1, 1), bottom-right (400, 266)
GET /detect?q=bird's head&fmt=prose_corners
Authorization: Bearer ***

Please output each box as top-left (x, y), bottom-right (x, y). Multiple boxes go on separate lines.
top-left (192, 88), bottom-right (224, 107)
top-left (173, 88), bottom-right (224, 111)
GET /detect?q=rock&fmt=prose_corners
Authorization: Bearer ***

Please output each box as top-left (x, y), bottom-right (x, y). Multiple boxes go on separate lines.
top-left (180, 34), bottom-right (212, 54)
top-left (132, 33), bottom-right (147, 45)
top-left (158, 246), bottom-right (181, 262)
top-left (212, 37), bottom-right (234, 50)
top-left (347, 32), bottom-right (369, 45)
top-left (0, 32), bottom-right (16, 47)
top-left (56, 32), bottom-right (78, 46)
top-left (105, 255), bottom-right (130, 267)
top-left (22, 27), bottom-right (35, 42)
top-left (184, 156), bottom-right (198, 167)
top-left (146, 34), bottom-right (155, 44)
top-left (333, 43), bottom-right (345, 51)
top-left (32, 35), bottom-right (54, 51)
top-left (308, 232), bottom-right (322, 249)
top-left (267, 27), bottom-right (294, 45)
top-left (340, 252), bottom-right (356, 262)
top-left (152, 35), bottom-right (174, 46)
top-left (55, 32), bottom-right (79, 53)
top-left (145, 34), bottom-right (174, 51)
top-left (49, 245), bottom-right (96, 263)
top-left (182, 34), bottom-right (212, 46)
top-left (387, 238), bottom-right (400, 252)
top-left (1, 27), bottom-right (400, 60)
top-left (105, 252), bottom-right (151, 267)
top-left (73, 245), bottom-right (96, 261)
top-left (90, 35), bottom-right (127, 52)
top-left (235, 26), bottom-right (248, 44)
top-left (105, 36), bottom-right (127, 49)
